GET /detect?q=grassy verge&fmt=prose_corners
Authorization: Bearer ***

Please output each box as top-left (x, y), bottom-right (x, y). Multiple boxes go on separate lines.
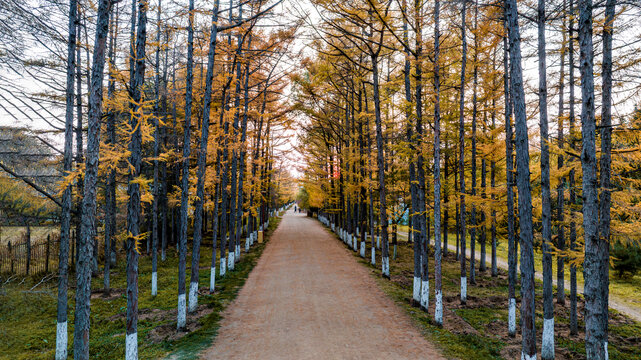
top-left (329, 222), bottom-right (641, 360)
top-left (395, 229), bottom-right (641, 317)
top-left (0, 216), bottom-right (281, 360)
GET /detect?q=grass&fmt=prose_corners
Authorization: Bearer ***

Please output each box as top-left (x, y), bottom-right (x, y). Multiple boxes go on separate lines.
top-left (0, 216), bottom-right (281, 360)
top-left (332, 221), bottom-right (641, 360)
top-left (395, 228), bottom-right (641, 317)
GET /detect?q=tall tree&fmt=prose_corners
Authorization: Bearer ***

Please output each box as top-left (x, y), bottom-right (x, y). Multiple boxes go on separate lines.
top-left (505, 0), bottom-right (537, 358)
top-left (433, 0), bottom-right (443, 327)
top-left (125, 0), bottom-right (148, 357)
top-left (580, 0), bottom-right (608, 357)
top-left (56, 0), bottom-right (77, 357)
top-left (190, 0), bottom-right (222, 313)
top-left (538, 0), bottom-right (555, 357)
top-left (458, 0), bottom-right (468, 305)
top-left (73, 0), bottom-right (112, 358)
top-left (177, 0), bottom-right (195, 330)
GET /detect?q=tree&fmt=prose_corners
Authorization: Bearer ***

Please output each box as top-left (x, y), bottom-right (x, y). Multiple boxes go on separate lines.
top-left (538, 0), bottom-right (555, 357)
top-left (505, 0), bottom-right (537, 358)
top-left (73, 0), bottom-right (112, 358)
top-left (55, 0), bottom-right (77, 357)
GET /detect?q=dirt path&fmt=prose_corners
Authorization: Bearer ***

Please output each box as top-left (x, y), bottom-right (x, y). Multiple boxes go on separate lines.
top-left (201, 210), bottom-right (444, 360)
top-left (397, 230), bottom-right (641, 323)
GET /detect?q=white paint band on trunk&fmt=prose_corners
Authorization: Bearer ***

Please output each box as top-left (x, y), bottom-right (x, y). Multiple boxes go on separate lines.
top-left (188, 281), bottom-right (198, 313)
top-left (55, 321), bottom-right (67, 360)
top-left (151, 272), bottom-right (157, 296)
top-left (377, 236), bottom-right (380, 249)
top-left (521, 352), bottom-right (537, 360)
top-left (228, 252), bottom-right (235, 270)
top-left (125, 331), bottom-right (138, 360)
top-left (509, 297), bottom-right (516, 335)
top-left (413, 276), bottom-right (421, 302)
top-left (461, 276), bottom-right (467, 302)
top-left (542, 317), bottom-right (555, 359)
top-left (245, 238), bottom-right (250, 252)
top-left (435, 290), bottom-right (443, 325)
top-left (236, 244), bottom-right (240, 258)
top-left (177, 293), bottom-right (186, 329)
top-left (209, 266), bottom-right (216, 292)
top-left (604, 341), bottom-right (608, 360)
top-left (360, 241), bottom-right (365, 257)
top-left (420, 280), bottom-right (429, 309)
top-left (383, 256), bottom-right (390, 277)
top-left (220, 257), bottom-right (227, 277)
top-left (371, 247), bottom-right (376, 265)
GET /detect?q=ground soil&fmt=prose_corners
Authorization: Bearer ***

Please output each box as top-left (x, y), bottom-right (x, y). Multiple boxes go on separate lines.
top-left (200, 210), bottom-right (444, 360)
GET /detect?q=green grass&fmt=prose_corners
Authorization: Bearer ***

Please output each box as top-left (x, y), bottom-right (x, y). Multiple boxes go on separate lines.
top-left (335, 223), bottom-right (641, 360)
top-left (395, 229), bottom-right (641, 318)
top-left (0, 216), bottom-right (281, 359)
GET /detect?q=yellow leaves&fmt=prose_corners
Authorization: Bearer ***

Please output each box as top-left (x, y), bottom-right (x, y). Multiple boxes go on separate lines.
top-left (128, 231), bottom-right (148, 255)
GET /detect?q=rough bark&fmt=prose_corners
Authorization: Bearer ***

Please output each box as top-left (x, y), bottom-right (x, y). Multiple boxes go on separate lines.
top-left (506, 0), bottom-right (537, 357)
top-left (73, 0), bottom-right (111, 358)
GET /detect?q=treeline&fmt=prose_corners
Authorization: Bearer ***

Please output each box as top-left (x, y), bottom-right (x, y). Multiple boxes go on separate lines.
top-left (294, 0), bottom-right (641, 359)
top-left (1, 0), bottom-right (296, 359)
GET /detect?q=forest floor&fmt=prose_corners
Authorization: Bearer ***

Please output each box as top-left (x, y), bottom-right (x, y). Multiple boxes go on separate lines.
top-left (395, 228), bottom-right (641, 323)
top-left (200, 209), bottom-right (444, 359)
top-left (345, 228), bottom-right (641, 359)
top-left (0, 216), bottom-right (281, 359)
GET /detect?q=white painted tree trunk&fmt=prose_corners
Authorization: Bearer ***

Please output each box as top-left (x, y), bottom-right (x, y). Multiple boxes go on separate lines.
top-left (360, 241), bottom-right (365, 257)
top-left (413, 276), bottom-right (421, 303)
top-left (435, 290), bottom-right (443, 325)
top-left (371, 247), bottom-right (376, 265)
top-left (509, 297), bottom-right (516, 336)
top-left (56, 321), bottom-right (67, 360)
top-left (220, 257), bottom-right (227, 277)
top-left (228, 252), bottom-right (235, 270)
top-left (420, 280), bottom-right (429, 310)
top-left (461, 276), bottom-right (467, 303)
top-left (177, 293), bottom-right (186, 329)
top-left (126, 332), bottom-right (137, 360)
top-left (382, 256), bottom-right (389, 277)
top-left (188, 281), bottom-right (198, 312)
top-left (245, 237), bottom-right (250, 252)
top-left (151, 272), bottom-right (157, 296)
top-left (542, 317), bottom-right (555, 359)
top-left (209, 266), bottom-right (216, 292)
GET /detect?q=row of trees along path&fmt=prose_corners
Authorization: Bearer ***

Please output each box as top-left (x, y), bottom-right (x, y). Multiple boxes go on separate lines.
top-left (0, 0), bottom-right (296, 359)
top-left (294, 0), bottom-right (639, 360)
top-left (1, 0), bottom-right (641, 359)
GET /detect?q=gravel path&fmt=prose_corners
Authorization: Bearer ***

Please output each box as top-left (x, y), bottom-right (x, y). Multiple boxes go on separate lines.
top-left (201, 210), bottom-right (444, 360)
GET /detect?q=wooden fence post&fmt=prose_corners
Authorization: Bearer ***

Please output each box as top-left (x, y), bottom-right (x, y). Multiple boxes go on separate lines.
top-left (8, 241), bottom-right (13, 273)
top-left (26, 224), bottom-right (31, 275)
top-left (45, 234), bottom-right (51, 273)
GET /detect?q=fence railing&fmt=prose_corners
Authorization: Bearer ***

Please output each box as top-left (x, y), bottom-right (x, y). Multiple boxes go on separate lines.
top-left (0, 232), bottom-right (69, 276)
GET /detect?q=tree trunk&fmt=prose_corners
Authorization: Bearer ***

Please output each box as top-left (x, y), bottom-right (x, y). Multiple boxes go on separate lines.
top-left (125, 1), bottom-right (147, 357)
top-left (56, 0), bottom-right (76, 357)
top-left (503, 24), bottom-right (517, 339)
top-left (568, 0), bottom-right (578, 334)
top-left (73, 0), bottom-right (111, 358)
top-left (505, 0), bottom-right (537, 358)
top-left (189, 0), bottom-right (221, 314)
top-left (458, 0), bottom-right (468, 305)
top-left (433, 0), bottom-right (443, 326)
top-left (177, 0), bottom-right (195, 330)
top-left (580, 0), bottom-right (608, 357)
top-left (538, 0), bottom-right (555, 357)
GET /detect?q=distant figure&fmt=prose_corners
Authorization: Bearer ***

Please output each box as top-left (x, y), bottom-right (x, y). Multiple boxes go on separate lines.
top-left (294, 205), bottom-right (297, 212)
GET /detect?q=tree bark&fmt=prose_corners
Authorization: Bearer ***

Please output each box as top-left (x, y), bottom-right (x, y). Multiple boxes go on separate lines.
top-left (505, 0), bottom-right (537, 357)
top-left (73, 0), bottom-right (111, 358)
